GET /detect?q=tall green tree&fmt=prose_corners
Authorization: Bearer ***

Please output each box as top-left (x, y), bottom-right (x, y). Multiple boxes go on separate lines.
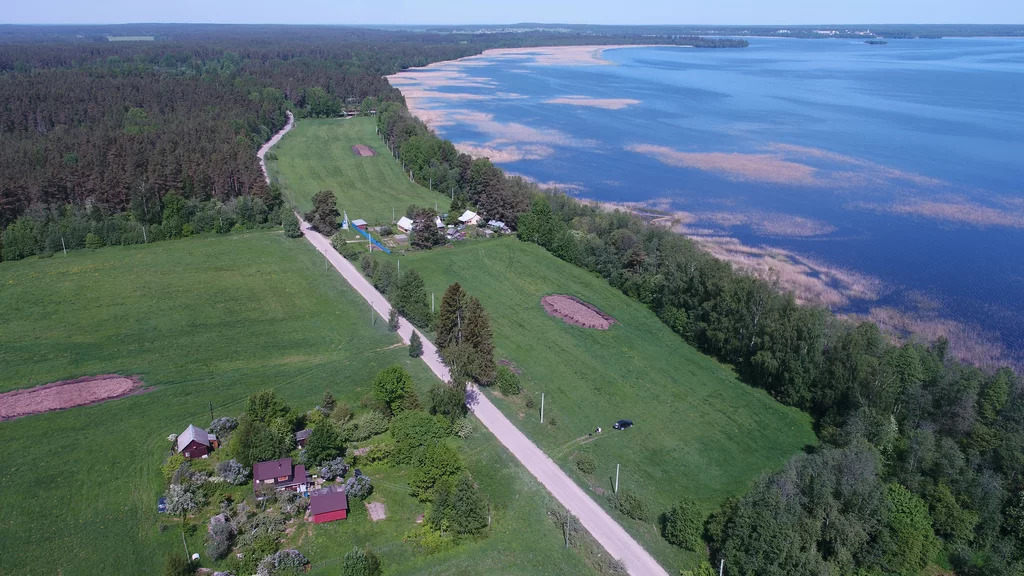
top-left (463, 296), bottom-right (496, 383)
top-left (410, 207), bottom-right (444, 250)
top-left (409, 332), bottom-right (423, 358)
top-left (371, 365), bottom-right (417, 416)
top-left (450, 472), bottom-right (488, 535)
top-left (303, 423), bottom-right (344, 467)
top-left (883, 483), bottom-right (939, 575)
top-left (392, 269), bottom-right (431, 327)
top-left (306, 190), bottom-right (340, 235)
top-left (435, 282), bottom-right (467, 350)
top-left (428, 382), bottom-right (467, 424)
top-left (245, 389), bottom-right (289, 423)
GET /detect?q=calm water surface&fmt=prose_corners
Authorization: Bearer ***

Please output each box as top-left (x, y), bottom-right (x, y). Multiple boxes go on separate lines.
top-left (393, 38), bottom-right (1024, 358)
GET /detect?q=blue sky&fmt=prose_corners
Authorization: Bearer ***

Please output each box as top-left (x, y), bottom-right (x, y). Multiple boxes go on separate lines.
top-left (6, 0), bottom-right (1023, 25)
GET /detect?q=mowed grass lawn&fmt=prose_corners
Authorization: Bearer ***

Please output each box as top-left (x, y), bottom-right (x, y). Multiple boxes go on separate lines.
top-left (267, 117), bottom-right (451, 226)
top-left (395, 238), bottom-right (818, 571)
top-left (0, 232), bottom-right (594, 576)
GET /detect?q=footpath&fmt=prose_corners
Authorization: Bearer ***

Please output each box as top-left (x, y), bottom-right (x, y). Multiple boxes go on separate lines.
top-left (260, 116), bottom-right (669, 576)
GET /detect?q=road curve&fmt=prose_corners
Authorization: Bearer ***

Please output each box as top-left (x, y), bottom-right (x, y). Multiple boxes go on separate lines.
top-left (259, 116), bottom-right (668, 576)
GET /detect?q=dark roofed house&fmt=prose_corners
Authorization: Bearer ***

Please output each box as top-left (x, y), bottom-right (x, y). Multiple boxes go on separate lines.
top-left (253, 458), bottom-right (308, 493)
top-left (295, 429), bottom-right (312, 448)
top-left (309, 485), bottom-right (348, 523)
top-left (177, 424), bottom-right (216, 459)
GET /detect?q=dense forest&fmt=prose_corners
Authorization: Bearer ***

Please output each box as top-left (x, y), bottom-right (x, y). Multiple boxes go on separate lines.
top-left (4, 24), bottom-right (1024, 575)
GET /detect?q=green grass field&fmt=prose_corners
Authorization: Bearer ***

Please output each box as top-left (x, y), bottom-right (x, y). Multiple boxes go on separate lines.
top-left (0, 232), bottom-right (595, 576)
top-left (267, 118), bottom-right (451, 227)
top-left (391, 238), bottom-right (818, 571)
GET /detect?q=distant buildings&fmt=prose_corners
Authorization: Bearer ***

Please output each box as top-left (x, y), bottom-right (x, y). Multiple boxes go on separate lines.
top-left (396, 216), bottom-right (414, 233)
top-left (458, 210), bottom-right (482, 226)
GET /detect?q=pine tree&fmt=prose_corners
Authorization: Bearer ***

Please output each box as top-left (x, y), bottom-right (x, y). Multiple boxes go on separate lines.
top-left (388, 306), bottom-right (400, 332)
top-left (463, 296), bottom-right (496, 383)
top-left (392, 269), bottom-right (431, 327)
top-left (321, 390), bottom-right (337, 413)
top-left (409, 332), bottom-right (423, 358)
top-left (450, 473), bottom-right (488, 535)
top-left (436, 282), bottom-right (467, 350)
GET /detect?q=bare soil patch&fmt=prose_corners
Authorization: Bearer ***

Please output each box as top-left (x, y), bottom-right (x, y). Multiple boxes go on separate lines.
top-left (541, 295), bottom-right (615, 330)
top-left (351, 144), bottom-right (376, 157)
top-left (366, 501), bottom-right (387, 521)
top-left (0, 374), bottom-right (147, 421)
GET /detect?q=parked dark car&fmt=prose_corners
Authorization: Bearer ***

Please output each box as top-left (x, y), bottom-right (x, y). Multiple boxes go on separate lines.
top-left (613, 419), bottom-right (633, 430)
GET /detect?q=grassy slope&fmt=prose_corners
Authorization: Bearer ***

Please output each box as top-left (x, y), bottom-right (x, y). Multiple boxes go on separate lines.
top-left (0, 232), bottom-right (592, 576)
top-left (394, 238), bottom-right (818, 571)
top-left (267, 117), bottom-right (451, 226)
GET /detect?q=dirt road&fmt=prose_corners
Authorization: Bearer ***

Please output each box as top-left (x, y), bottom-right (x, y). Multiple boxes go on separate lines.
top-left (258, 116), bottom-right (667, 575)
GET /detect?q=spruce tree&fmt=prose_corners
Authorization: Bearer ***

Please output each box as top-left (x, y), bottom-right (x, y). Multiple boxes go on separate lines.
top-left (436, 282), bottom-right (467, 350)
top-left (409, 332), bottom-right (423, 358)
top-left (464, 296), bottom-right (496, 383)
top-left (392, 269), bottom-right (431, 327)
top-left (451, 473), bottom-right (488, 535)
top-left (388, 306), bottom-right (399, 332)
top-left (321, 390), bottom-right (337, 413)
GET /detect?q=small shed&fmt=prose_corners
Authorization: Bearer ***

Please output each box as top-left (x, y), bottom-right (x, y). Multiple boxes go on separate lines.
top-left (310, 486), bottom-right (348, 523)
top-left (487, 219), bottom-right (506, 230)
top-left (295, 429), bottom-right (311, 449)
top-left (458, 210), bottom-right (481, 226)
top-left (396, 216), bottom-right (414, 233)
top-left (352, 219), bottom-right (368, 231)
top-left (177, 424), bottom-right (215, 459)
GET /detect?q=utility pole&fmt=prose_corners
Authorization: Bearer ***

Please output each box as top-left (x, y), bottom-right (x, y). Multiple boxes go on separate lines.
top-left (61, 236), bottom-right (67, 256)
top-left (392, 206), bottom-right (395, 223)
top-left (208, 401), bottom-right (213, 423)
top-left (615, 464), bottom-right (620, 494)
top-left (540, 393), bottom-right (545, 423)
top-left (719, 559), bottom-right (725, 576)
top-left (431, 292), bottom-right (435, 313)
top-left (142, 225), bottom-right (147, 243)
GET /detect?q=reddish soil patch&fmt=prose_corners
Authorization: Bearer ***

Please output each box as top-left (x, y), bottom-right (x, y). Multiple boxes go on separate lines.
top-left (541, 295), bottom-right (616, 330)
top-left (351, 144), bottom-right (376, 157)
top-left (0, 374), bottom-right (148, 421)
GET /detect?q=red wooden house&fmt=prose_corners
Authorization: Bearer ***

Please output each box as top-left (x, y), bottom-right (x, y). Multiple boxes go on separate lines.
top-left (253, 458), bottom-right (308, 493)
top-left (176, 424), bottom-right (216, 459)
top-left (309, 486), bottom-right (348, 523)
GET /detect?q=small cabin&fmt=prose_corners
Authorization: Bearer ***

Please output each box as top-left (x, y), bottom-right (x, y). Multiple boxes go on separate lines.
top-left (177, 425), bottom-right (216, 459)
top-left (253, 458), bottom-right (308, 493)
top-left (295, 429), bottom-right (311, 449)
top-left (396, 216), bottom-right (414, 234)
top-left (310, 486), bottom-right (348, 523)
top-left (352, 219), bottom-right (368, 231)
top-left (458, 210), bottom-right (481, 226)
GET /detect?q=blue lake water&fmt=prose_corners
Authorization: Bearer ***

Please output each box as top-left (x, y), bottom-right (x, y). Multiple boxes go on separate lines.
top-left (390, 38), bottom-right (1024, 363)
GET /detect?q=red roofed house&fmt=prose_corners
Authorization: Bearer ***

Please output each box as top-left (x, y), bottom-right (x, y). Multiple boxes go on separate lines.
top-left (309, 486), bottom-right (348, 523)
top-left (253, 458), bottom-right (308, 493)
top-left (176, 424), bottom-right (217, 459)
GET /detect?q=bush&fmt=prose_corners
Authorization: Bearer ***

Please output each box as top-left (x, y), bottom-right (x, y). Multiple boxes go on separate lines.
top-left (576, 451), bottom-right (597, 475)
top-left (206, 520), bottom-right (236, 560)
top-left (610, 490), bottom-right (650, 522)
top-left (453, 419), bottom-right (474, 439)
top-left (342, 410), bottom-right (390, 441)
top-left (339, 546), bottom-right (382, 576)
top-left (209, 416), bottom-right (239, 440)
top-left (661, 498), bottom-right (702, 550)
top-left (525, 396), bottom-right (535, 409)
top-left (282, 209), bottom-right (302, 238)
top-left (216, 459), bottom-right (250, 485)
top-left (257, 549), bottom-right (308, 576)
top-left (320, 457), bottom-right (349, 481)
top-left (163, 553), bottom-right (193, 576)
top-left (496, 365), bottom-right (521, 395)
top-left (428, 382), bottom-right (467, 424)
top-left (304, 423), bottom-right (344, 467)
top-left (85, 232), bottom-right (104, 249)
top-left (162, 453), bottom-right (186, 483)
top-left (345, 474), bottom-right (374, 500)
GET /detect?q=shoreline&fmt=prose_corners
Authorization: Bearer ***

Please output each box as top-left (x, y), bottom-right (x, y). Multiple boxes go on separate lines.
top-left (385, 45), bottom-right (1023, 373)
